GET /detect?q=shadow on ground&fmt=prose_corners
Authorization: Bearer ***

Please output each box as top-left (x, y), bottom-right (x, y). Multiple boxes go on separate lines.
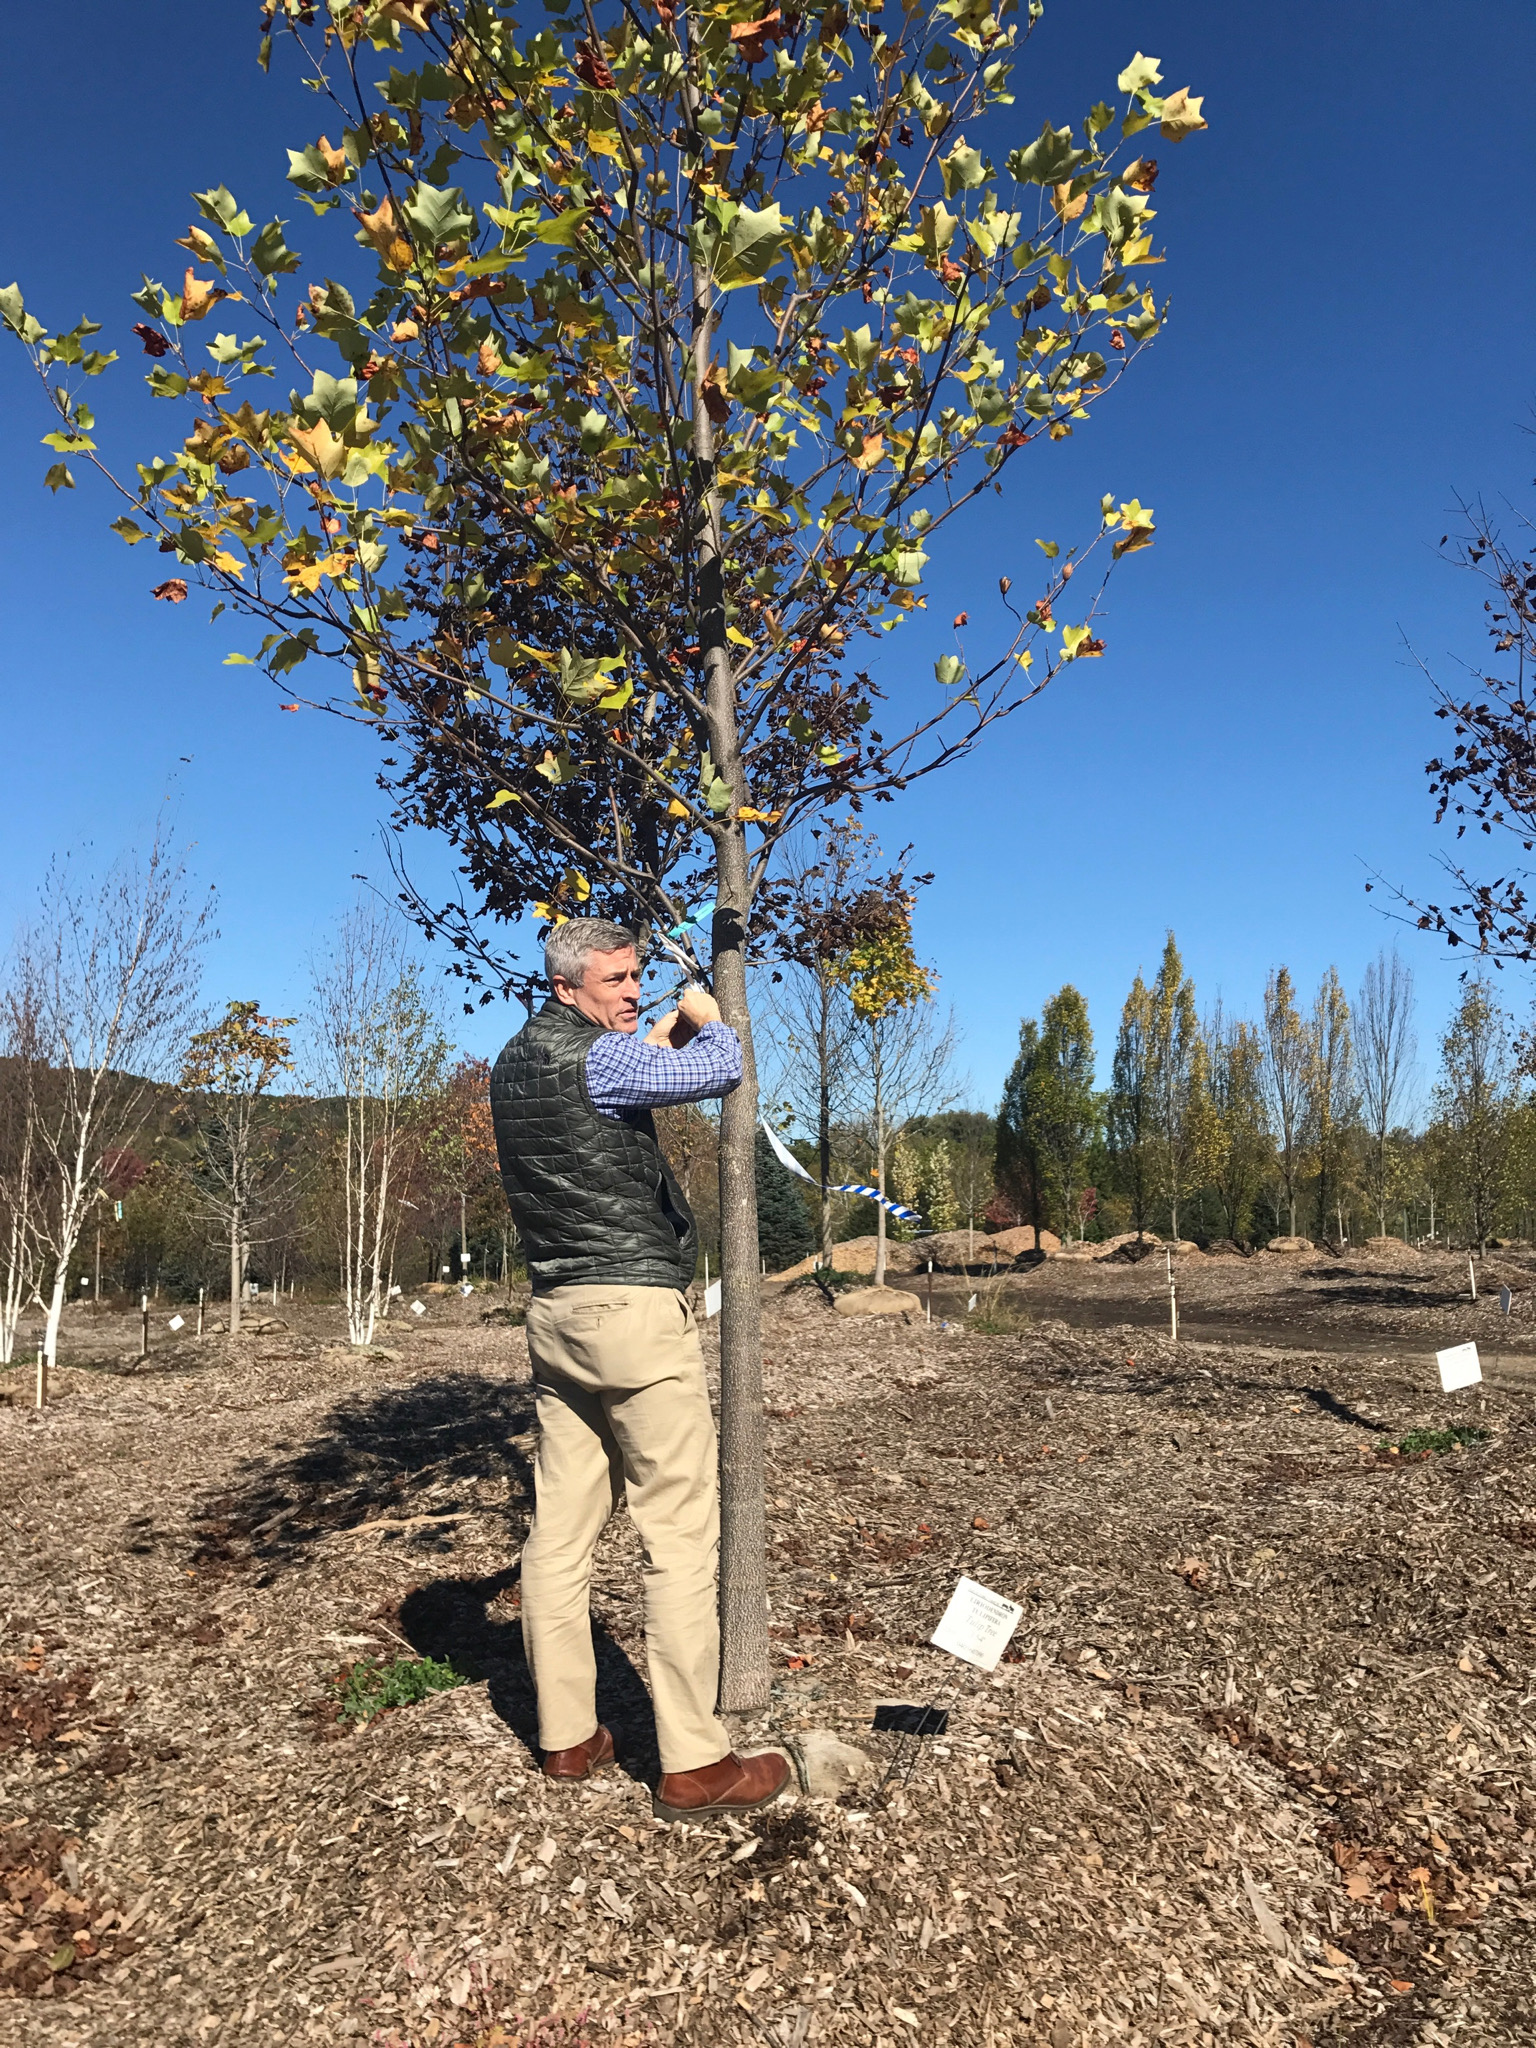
top-left (398, 1568), bottom-right (661, 1785)
top-left (188, 1373), bottom-right (536, 1572)
top-left (185, 1371), bottom-right (663, 1778)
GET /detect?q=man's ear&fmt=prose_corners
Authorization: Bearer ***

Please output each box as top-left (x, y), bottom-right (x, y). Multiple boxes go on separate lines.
top-left (550, 977), bottom-right (578, 1007)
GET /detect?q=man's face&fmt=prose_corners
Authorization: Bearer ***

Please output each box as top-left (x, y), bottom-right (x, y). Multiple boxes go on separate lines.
top-left (552, 945), bottom-right (642, 1032)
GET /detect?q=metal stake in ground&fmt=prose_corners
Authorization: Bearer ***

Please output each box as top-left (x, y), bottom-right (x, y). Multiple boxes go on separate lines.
top-left (875, 1576), bottom-right (1024, 1804)
top-left (140, 1291), bottom-right (149, 1360)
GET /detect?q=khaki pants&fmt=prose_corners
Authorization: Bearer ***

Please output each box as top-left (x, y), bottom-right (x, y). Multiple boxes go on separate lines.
top-left (520, 1283), bottom-right (732, 1774)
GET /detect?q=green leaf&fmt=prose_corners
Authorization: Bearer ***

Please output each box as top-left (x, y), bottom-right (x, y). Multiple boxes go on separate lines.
top-left (287, 142), bottom-right (353, 194)
top-left (536, 208), bottom-right (592, 248)
top-left (1006, 124), bottom-right (1093, 186)
top-left (934, 654), bottom-right (965, 686)
top-left (726, 343), bottom-right (781, 413)
top-left (940, 141), bottom-right (986, 198)
top-left (269, 631), bottom-right (318, 675)
top-left (47, 1943), bottom-right (75, 1974)
top-left (193, 186), bottom-right (255, 237)
top-left (251, 220), bottom-right (301, 277)
top-left (699, 751), bottom-right (733, 815)
top-left (714, 203), bottom-right (788, 290)
top-left (44, 463), bottom-right (74, 491)
top-left (1035, 538), bottom-right (1060, 559)
top-left (41, 431), bottom-right (95, 453)
top-left (110, 516), bottom-right (148, 544)
top-left (577, 407), bottom-right (613, 455)
top-left (147, 368), bottom-right (189, 398)
top-left (403, 182), bottom-right (475, 250)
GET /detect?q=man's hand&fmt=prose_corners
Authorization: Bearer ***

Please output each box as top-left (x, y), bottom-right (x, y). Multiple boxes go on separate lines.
top-left (642, 987), bottom-right (721, 1049)
top-left (677, 986), bottom-right (721, 1030)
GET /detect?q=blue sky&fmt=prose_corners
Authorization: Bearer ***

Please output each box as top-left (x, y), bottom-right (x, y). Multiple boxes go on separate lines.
top-left (2, 0), bottom-right (1532, 1112)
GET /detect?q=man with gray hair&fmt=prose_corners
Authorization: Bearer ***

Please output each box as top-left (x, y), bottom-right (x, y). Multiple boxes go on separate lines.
top-left (490, 918), bottom-right (790, 1821)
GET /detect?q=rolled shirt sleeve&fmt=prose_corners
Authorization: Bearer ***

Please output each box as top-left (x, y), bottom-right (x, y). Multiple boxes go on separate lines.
top-left (585, 1019), bottom-right (743, 1118)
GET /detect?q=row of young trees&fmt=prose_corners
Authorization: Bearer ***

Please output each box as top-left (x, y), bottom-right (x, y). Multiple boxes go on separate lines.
top-left (992, 936), bottom-right (1536, 1252)
top-left (0, 843), bottom-right (503, 1376)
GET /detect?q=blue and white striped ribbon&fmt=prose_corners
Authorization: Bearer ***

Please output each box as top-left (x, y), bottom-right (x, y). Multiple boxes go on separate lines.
top-left (760, 1119), bottom-right (923, 1223)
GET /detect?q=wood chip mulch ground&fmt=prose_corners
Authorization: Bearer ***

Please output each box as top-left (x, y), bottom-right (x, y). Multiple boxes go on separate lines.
top-left (2, 1264), bottom-right (1534, 2047)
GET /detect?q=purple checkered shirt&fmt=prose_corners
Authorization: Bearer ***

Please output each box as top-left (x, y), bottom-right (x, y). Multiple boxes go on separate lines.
top-left (585, 1019), bottom-right (743, 1119)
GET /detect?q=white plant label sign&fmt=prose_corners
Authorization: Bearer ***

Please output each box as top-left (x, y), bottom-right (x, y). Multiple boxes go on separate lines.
top-left (930, 1576), bottom-right (1023, 1672)
top-left (410, 1300), bottom-right (426, 1317)
top-left (1436, 1341), bottom-right (1482, 1393)
top-left (704, 1279), bottom-right (722, 1319)
top-left (167, 1314), bottom-right (185, 1332)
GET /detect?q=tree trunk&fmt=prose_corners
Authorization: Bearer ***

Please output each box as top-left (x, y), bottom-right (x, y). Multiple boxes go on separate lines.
top-left (817, 976), bottom-right (834, 1264)
top-left (691, 204), bottom-right (767, 1713)
top-left (228, 1213), bottom-right (242, 1337)
top-left (710, 861), bottom-right (767, 1713)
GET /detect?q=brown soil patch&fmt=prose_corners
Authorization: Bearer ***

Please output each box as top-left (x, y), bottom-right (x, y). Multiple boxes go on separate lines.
top-left (1, 1281), bottom-right (1534, 2044)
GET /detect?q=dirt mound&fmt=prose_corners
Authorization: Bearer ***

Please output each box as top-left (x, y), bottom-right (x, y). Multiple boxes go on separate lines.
top-left (989, 1224), bottom-right (1060, 1256)
top-left (1265, 1235), bottom-right (1314, 1254)
top-left (909, 1229), bottom-right (1013, 1269)
top-left (1202, 1238), bottom-right (1248, 1258)
top-left (816, 1235), bottom-right (920, 1276)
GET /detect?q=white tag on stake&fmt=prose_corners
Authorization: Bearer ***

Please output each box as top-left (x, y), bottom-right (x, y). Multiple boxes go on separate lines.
top-left (167, 1314), bottom-right (185, 1332)
top-left (704, 1279), bottom-right (722, 1318)
top-left (410, 1300), bottom-right (426, 1317)
top-left (930, 1576), bottom-right (1023, 1672)
top-left (1436, 1341), bottom-right (1482, 1393)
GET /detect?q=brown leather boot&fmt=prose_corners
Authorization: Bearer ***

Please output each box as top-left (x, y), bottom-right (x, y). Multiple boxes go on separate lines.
top-left (653, 1748), bottom-right (792, 1823)
top-left (542, 1725), bottom-right (615, 1781)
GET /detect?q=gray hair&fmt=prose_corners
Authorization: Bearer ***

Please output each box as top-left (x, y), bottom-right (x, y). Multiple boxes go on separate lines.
top-left (544, 918), bottom-right (640, 988)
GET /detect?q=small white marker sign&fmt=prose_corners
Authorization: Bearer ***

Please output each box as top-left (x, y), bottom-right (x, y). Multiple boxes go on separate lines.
top-left (1436, 1340), bottom-right (1482, 1393)
top-left (167, 1314), bottom-right (186, 1332)
top-left (704, 1279), bottom-right (722, 1318)
top-left (410, 1300), bottom-right (426, 1317)
top-left (930, 1575), bottom-right (1024, 1673)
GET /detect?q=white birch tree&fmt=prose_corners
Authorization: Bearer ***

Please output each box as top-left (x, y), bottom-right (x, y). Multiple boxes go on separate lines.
top-left (311, 904), bottom-right (450, 1346)
top-left (22, 833), bottom-right (208, 1398)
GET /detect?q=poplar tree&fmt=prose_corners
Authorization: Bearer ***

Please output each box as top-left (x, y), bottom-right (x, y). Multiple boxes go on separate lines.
top-left (2, 3), bottom-right (1202, 1703)
top-left (1306, 966), bottom-right (1357, 1245)
top-left (1262, 965), bottom-right (1311, 1237)
top-left (1433, 978), bottom-right (1514, 1252)
top-left (1145, 932), bottom-right (1203, 1241)
top-left (1106, 972), bottom-right (1153, 1238)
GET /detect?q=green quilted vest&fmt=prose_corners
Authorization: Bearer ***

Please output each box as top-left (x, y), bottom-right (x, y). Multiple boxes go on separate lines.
top-left (489, 999), bottom-right (698, 1293)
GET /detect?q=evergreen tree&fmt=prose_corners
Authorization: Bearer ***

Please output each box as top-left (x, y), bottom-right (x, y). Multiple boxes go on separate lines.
top-left (755, 1128), bottom-right (815, 1273)
top-left (1030, 986), bottom-right (1099, 1239)
top-left (1206, 1009), bottom-right (1271, 1243)
top-left (996, 1020), bottom-right (1045, 1236)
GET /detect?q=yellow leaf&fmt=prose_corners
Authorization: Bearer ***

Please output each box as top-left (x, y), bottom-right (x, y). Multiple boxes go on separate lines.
top-left (667, 799), bottom-right (691, 818)
top-left (1158, 87), bottom-right (1208, 142)
top-left (356, 195), bottom-right (416, 273)
top-left (852, 430), bottom-right (885, 471)
top-left (736, 806), bottom-right (783, 824)
top-left (726, 625), bottom-right (754, 648)
top-left (287, 559), bottom-right (324, 593)
top-left (210, 549), bottom-right (245, 574)
top-left (1051, 182), bottom-right (1088, 223)
top-left (179, 267), bottom-right (228, 322)
top-left (287, 419), bottom-right (348, 479)
top-left (486, 789), bottom-right (519, 810)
